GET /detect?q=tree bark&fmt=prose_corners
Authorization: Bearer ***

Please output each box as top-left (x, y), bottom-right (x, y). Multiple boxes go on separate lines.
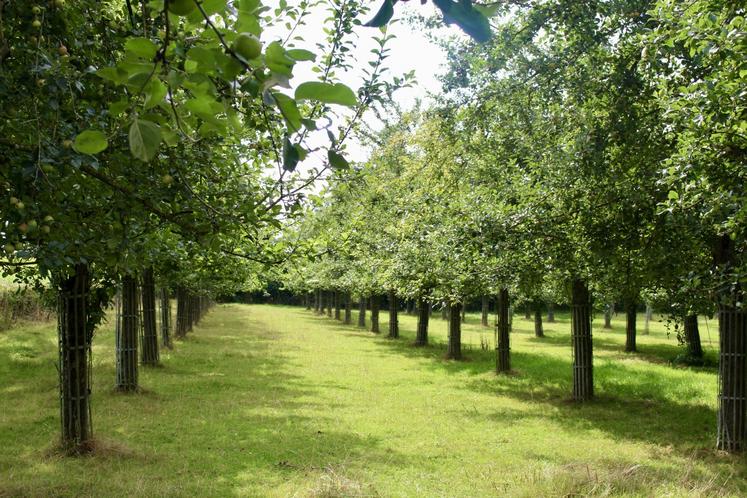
top-left (116, 275), bottom-right (139, 391)
top-left (496, 288), bottom-right (510, 373)
top-left (315, 289), bottom-right (322, 314)
top-left (717, 306), bottom-right (747, 452)
top-left (684, 314), bottom-right (703, 359)
top-left (547, 303), bottom-right (556, 323)
top-left (334, 291), bottom-right (341, 320)
top-left (358, 296), bottom-right (366, 328)
top-left (175, 287), bottom-right (187, 338)
top-left (415, 297), bottom-right (429, 346)
top-left (344, 293), bottom-right (352, 324)
top-left (604, 302), bottom-right (613, 329)
top-left (326, 290), bottom-right (332, 318)
top-left (160, 287), bottom-right (172, 349)
top-left (625, 300), bottom-right (637, 352)
top-left (370, 295), bottom-right (380, 333)
top-left (388, 289), bottom-right (399, 338)
top-left (481, 295), bottom-right (489, 327)
top-left (447, 302), bottom-right (462, 360)
top-left (141, 268), bottom-right (159, 366)
top-left (534, 306), bottom-right (544, 338)
top-left (58, 263), bottom-right (93, 451)
top-left (441, 301), bottom-right (448, 321)
top-left (571, 279), bottom-right (593, 401)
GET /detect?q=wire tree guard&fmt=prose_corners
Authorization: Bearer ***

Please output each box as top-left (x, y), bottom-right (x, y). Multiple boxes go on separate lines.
top-left (58, 263), bottom-right (93, 449)
top-left (717, 308), bottom-right (747, 451)
top-left (115, 275), bottom-right (139, 391)
top-left (571, 279), bottom-right (593, 402)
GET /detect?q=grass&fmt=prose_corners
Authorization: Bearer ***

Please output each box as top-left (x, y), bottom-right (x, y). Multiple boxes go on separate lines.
top-left (0, 303), bottom-right (744, 497)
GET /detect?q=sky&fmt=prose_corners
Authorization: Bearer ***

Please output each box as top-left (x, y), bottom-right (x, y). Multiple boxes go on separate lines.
top-left (265, 1), bottom-right (461, 165)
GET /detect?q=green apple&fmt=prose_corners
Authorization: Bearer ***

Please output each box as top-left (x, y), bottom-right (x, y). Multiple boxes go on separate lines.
top-left (168, 0), bottom-right (196, 16)
top-left (232, 33), bottom-right (262, 61)
top-left (32, 19), bottom-right (42, 29)
top-left (162, 174), bottom-right (174, 185)
top-left (27, 220), bottom-right (38, 231)
top-left (32, 6), bottom-right (41, 15)
top-left (44, 215), bottom-right (54, 222)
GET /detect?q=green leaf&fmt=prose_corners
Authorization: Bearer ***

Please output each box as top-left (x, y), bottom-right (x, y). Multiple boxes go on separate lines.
top-left (73, 130), bottom-right (108, 155)
top-left (365, 0), bottom-right (395, 27)
top-left (129, 119), bottom-right (162, 162)
top-left (125, 37), bottom-right (158, 60)
top-left (272, 92), bottom-right (302, 132)
top-left (265, 41), bottom-right (295, 76)
top-left (328, 150), bottom-right (349, 169)
top-left (108, 99), bottom-right (129, 116)
top-left (144, 79), bottom-right (167, 109)
top-left (283, 136), bottom-right (300, 171)
top-left (473, 3), bottom-right (500, 19)
top-left (295, 82), bottom-right (357, 106)
top-left (434, 1), bottom-right (492, 43)
top-left (97, 66), bottom-right (128, 85)
top-left (286, 49), bottom-right (316, 62)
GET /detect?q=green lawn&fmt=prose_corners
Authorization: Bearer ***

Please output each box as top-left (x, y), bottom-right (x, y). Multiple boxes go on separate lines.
top-left (0, 304), bottom-right (744, 497)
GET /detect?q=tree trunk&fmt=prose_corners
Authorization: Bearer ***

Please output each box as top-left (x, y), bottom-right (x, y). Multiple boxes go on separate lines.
top-left (625, 300), bottom-right (637, 352)
top-left (525, 306), bottom-right (531, 320)
top-left (370, 295), bottom-right (380, 333)
top-left (447, 302), bottom-right (462, 360)
top-left (684, 314), bottom-right (703, 359)
top-left (334, 291), bottom-right (341, 320)
top-left (141, 268), bottom-right (159, 366)
top-left (415, 297), bottom-right (429, 346)
top-left (534, 306), bottom-right (544, 338)
top-left (344, 293), bottom-right (352, 324)
top-left (315, 289), bottom-right (322, 314)
top-left (160, 287), bottom-right (172, 349)
top-left (547, 303), bottom-right (556, 323)
top-left (481, 295), bottom-right (489, 327)
top-left (175, 287), bottom-right (187, 338)
top-left (326, 291), bottom-right (332, 318)
top-left (644, 304), bottom-right (652, 335)
top-left (388, 289), bottom-right (399, 338)
top-left (571, 279), bottom-right (593, 401)
top-left (441, 301), bottom-right (448, 321)
top-left (305, 293), bottom-right (311, 310)
top-left (358, 297), bottom-right (366, 328)
top-left (57, 263), bottom-right (93, 451)
top-left (496, 288), bottom-right (510, 373)
top-left (604, 302), bottom-right (613, 329)
top-left (717, 306), bottom-right (747, 452)
top-left (116, 275), bottom-right (139, 391)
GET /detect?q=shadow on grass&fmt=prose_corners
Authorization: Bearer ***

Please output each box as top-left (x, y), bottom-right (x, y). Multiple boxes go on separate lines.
top-left (0, 305), bottom-right (408, 497)
top-left (301, 309), bottom-right (726, 460)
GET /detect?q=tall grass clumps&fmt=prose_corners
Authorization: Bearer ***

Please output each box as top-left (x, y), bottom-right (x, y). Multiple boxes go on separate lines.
top-left (0, 284), bottom-right (53, 331)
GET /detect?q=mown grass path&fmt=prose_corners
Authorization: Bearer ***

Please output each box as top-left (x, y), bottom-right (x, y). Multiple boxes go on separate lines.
top-left (1, 304), bottom-right (745, 497)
